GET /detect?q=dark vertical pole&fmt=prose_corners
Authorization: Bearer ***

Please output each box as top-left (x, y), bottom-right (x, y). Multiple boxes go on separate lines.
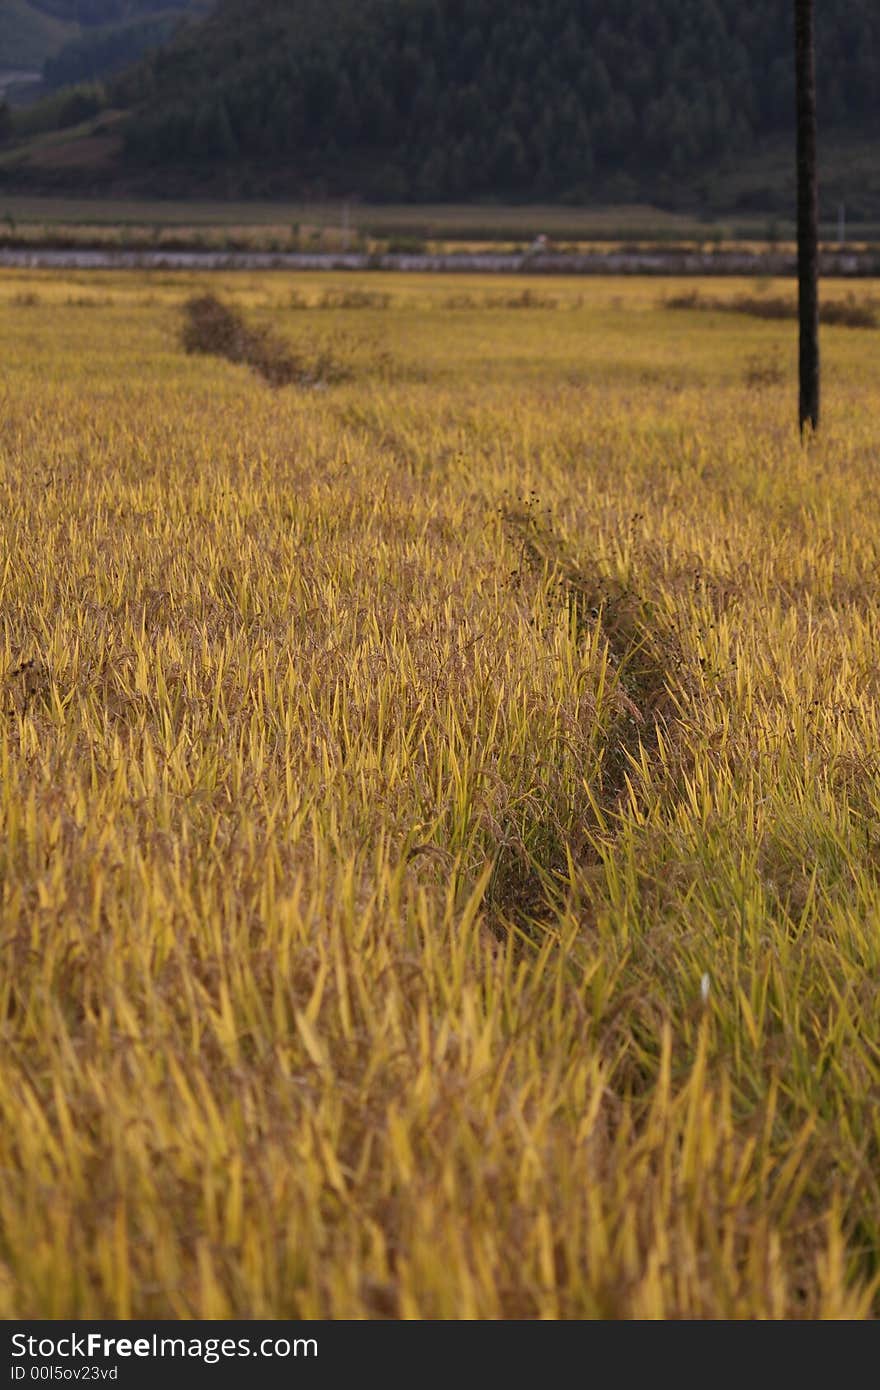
top-left (795, 0), bottom-right (819, 434)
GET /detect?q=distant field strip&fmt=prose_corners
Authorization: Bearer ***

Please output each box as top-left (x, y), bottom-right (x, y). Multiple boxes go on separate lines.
top-left (2, 246), bottom-right (880, 276)
top-left (0, 272), bottom-right (879, 1317)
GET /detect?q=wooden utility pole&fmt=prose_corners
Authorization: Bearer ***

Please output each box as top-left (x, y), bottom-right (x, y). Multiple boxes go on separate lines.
top-left (794, 0), bottom-right (819, 434)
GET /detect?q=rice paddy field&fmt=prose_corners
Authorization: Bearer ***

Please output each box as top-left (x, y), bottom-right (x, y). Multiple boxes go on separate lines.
top-left (1, 269), bottom-right (879, 1319)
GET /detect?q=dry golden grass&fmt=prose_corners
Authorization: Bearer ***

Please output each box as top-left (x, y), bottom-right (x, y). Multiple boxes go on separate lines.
top-left (666, 287), bottom-right (879, 329)
top-left (0, 270), bottom-right (879, 1318)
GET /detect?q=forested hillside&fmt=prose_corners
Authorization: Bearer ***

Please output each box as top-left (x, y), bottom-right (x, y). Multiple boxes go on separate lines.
top-left (113, 0), bottom-right (879, 205)
top-left (0, 0), bottom-right (206, 82)
top-left (0, 0), bottom-right (76, 69)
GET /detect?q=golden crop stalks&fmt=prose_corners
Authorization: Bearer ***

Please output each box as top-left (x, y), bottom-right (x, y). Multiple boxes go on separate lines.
top-left (0, 269), bottom-right (878, 1317)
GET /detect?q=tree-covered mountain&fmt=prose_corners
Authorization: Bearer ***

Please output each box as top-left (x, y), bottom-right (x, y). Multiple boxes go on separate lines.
top-left (0, 1), bottom-right (207, 82)
top-left (4, 0), bottom-right (879, 211)
top-left (44, 5), bottom-right (212, 90)
top-left (110, 0), bottom-right (879, 207)
top-left (0, 0), bottom-right (76, 70)
top-left (17, 0), bottom-right (192, 18)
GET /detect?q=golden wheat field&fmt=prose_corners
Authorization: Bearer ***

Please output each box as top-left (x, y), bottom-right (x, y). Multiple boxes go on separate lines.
top-left (1, 269), bottom-right (879, 1319)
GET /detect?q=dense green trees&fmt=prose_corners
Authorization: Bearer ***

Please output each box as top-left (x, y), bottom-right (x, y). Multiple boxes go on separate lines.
top-left (114, 0), bottom-right (878, 203)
